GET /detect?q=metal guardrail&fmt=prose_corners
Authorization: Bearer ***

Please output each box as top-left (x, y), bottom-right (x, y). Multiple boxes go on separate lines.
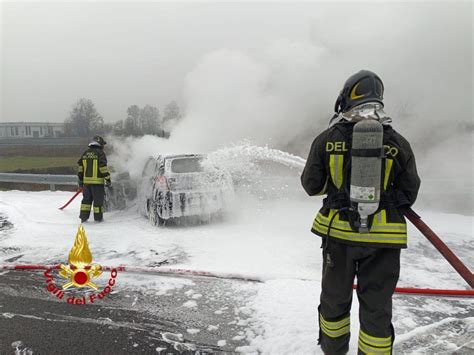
top-left (0, 173), bottom-right (77, 191)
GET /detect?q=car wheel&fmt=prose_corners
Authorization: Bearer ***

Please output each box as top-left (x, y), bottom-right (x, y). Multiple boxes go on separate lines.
top-left (157, 215), bottom-right (165, 226)
top-left (148, 199), bottom-right (166, 226)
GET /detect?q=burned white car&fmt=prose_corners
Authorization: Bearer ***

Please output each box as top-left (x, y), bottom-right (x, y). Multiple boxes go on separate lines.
top-left (138, 154), bottom-right (233, 225)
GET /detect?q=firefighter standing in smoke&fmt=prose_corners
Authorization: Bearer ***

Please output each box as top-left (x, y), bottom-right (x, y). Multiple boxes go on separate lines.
top-left (77, 135), bottom-right (111, 222)
top-left (301, 70), bottom-right (420, 354)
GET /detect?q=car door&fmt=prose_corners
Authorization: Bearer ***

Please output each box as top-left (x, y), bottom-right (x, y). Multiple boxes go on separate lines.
top-left (137, 157), bottom-right (157, 216)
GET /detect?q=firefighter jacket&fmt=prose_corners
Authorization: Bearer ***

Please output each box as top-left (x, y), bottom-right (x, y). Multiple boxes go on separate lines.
top-left (301, 121), bottom-right (421, 248)
top-left (77, 147), bottom-right (111, 185)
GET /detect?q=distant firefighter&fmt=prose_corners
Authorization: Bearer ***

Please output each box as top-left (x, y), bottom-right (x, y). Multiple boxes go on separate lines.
top-left (77, 135), bottom-right (111, 222)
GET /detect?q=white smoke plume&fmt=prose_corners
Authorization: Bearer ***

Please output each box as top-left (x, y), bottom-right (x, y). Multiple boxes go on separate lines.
top-left (109, 2), bottom-right (472, 213)
top-left (110, 39), bottom-right (329, 177)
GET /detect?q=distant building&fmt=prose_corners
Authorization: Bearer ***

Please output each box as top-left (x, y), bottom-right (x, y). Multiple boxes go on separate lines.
top-left (0, 122), bottom-right (65, 138)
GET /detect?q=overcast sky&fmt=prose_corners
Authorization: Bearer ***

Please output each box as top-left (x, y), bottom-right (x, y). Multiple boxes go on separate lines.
top-left (2, 2), bottom-right (320, 123)
top-left (1, 1), bottom-right (472, 127)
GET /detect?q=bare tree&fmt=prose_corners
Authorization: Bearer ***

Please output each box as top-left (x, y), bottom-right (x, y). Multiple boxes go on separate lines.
top-left (64, 98), bottom-right (104, 137)
top-left (124, 105), bottom-right (141, 136)
top-left (140, 105), bottom-right (161, 135)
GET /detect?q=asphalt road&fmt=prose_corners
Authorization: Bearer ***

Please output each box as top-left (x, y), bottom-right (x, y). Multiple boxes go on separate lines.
top-left (0, 269), bottom-right (256, 354)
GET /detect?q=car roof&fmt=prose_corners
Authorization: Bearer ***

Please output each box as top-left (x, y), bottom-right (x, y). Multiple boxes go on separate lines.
top-left (149, 154), bottom-right (205, 161)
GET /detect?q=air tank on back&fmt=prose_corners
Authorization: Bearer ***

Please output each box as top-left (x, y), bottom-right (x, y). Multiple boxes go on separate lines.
top-left (350, 119), bottom-right (384, 232)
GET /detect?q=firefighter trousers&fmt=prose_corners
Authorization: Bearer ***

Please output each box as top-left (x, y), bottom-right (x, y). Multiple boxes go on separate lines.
top-left (79, 184), bottom-right (105, 222)
top-left (318, 239), bottom-right (400, 355)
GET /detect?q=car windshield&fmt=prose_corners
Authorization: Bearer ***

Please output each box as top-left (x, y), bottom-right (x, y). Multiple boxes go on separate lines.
top-left (170, 157), bottom-right (204, 173)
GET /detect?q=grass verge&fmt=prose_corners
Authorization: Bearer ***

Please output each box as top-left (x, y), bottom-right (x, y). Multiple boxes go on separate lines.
top-left (0, 156), bottom-right (77, 172)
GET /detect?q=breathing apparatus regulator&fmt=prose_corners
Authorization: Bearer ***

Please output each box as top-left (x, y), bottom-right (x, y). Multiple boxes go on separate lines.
top-left (331, 70), bottom-right (386, 233)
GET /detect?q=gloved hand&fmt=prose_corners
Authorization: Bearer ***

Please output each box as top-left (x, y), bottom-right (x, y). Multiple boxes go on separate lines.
top-left (78, 181), bottom-right (84, 188)
top-left (105, 179), bottom-right (112, 188)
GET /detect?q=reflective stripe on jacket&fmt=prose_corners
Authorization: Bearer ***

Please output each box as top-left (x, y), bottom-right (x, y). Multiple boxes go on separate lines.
top-left (77, 147), bottom-right (110, 185)
top-left (301, 121), bottom-right (421, 249)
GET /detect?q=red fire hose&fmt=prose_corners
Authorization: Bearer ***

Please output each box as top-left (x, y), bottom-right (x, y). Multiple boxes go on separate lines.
top-left (2, 263), bottom-right (473, 297)
top-left (404, 208), bottom-right (474, 288)
top-left (58, 188), bottom-right (83, 210)
top-left (351, 284), bottom-right (473, 297)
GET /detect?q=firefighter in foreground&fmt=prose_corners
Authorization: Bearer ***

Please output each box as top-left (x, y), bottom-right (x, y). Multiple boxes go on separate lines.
top-left (77, 135), bottom-right (111, 222)
top-left (301, 70), bottom-right (420, 354)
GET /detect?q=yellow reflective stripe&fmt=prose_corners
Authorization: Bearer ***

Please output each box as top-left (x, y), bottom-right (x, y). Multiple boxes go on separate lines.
top-left (315, 210), bottom-right (406, 233)
top-left (319, 314), bottom-right (350, 338)
top-left (82, 160), bottom-right (87, 177)
top-left (320, 314), bottom-right (350, 329)
top-left (321, 324), bottom-right (350, 338)
top-left (312, 207), bottom-right (408, 244)
top-left (313, 208), bottom-right (407, 244)
top-left (375, 210), bottom-right (382, 224)
top-left (383, 159), bottom-right (393, 190)
top-left (371, 210), bottom-right (407, 230)
top-left (369, 225), bottom-right (406, 233)
top-left (359, 329), bottom-right (392, 347)
top-left (336, 155), bottom-right (343, 188)
top-left (93, 159), bottom-right (98, 178)
top-left (329, 154), bottom-right (344, 189)
top-left (358, 340), bottom-right (391, 354)
top-left (329, 155), bottom-right (336, 187)
top-left (99, 166), bottom-right (109, 174)
top-left (316, 212), bottom-right (352, 232)
top-left (80, 204), bottom-right (92, 211)
top-left (93, 207), bottom-right (101, 213)
top-left (313, 221), bottom-right (407, 243)
top-left (315, 209), bottom-right (406, 230)
top-left (83, 177), bottom-right (104, 184)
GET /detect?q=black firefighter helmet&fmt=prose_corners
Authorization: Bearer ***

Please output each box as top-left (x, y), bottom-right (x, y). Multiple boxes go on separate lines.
top-left (89, 135), bottom-right (107, 148)
top-left (334, 70), bottom-right (384, 113)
